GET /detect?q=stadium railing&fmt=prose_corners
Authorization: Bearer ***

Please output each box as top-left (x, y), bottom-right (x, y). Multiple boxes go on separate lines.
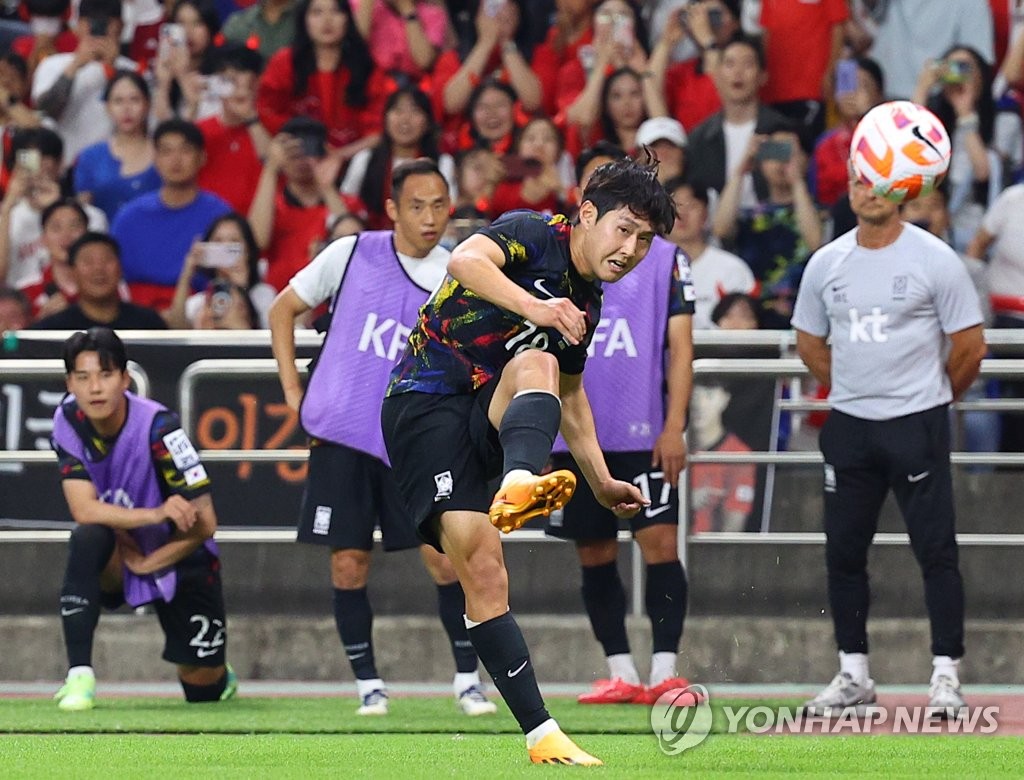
top-left (4, 329), bottom-right (1024, 616)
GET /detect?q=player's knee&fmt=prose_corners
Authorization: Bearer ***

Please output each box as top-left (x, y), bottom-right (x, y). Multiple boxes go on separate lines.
top-left (421, 546), bottom-right (458, 585)
top-left (825, 546), bottom-right (867, 575)
top-left (460, 551), bottom-right (508, 600)
top-left (637, 527), bottom-right (678, 565)
top-left (330, 549), bottom-right (370, 589)
top-left (506, 349), bottom-right (559, 384)
top-left (180, 668), bottom-right (228, 703)
top-left (577, 540), bottom-right (617, 567)
top-left (67, 524), bottom-right (116, 570)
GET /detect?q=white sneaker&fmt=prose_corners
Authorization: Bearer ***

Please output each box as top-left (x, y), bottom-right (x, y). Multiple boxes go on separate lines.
top-left (457, 684), bottom-right (497, 716)
top-left (803, 672), bottom-right (877, 716)
top-left (356, 689), bottom-right (389, 716)
top-left (927, 675), bottom-right (966, 719)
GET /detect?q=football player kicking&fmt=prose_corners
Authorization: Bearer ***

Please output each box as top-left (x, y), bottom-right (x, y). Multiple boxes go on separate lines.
top-left (381, 156), bottom-right (676, 765)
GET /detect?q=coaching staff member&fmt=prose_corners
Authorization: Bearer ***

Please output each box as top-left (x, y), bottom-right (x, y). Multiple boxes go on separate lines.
top-left (792, 170), bottom-right (986, 718)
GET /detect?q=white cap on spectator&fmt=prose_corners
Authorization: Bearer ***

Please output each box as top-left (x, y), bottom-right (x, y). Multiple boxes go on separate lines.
top-left (636, 117), bottom-right (688, 149)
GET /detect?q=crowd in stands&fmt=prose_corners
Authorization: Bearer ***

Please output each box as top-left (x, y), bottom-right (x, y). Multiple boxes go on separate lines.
top-left (0, 0), bottom-right (1021, 338)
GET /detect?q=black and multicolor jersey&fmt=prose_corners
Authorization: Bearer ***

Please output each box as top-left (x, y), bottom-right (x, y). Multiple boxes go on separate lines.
top-left (54, 399), bottom-right (212, 502)
top-left (386, 211), bottom-right (603, 396)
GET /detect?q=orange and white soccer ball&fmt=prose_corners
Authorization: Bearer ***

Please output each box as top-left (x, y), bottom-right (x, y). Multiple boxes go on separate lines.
top-left (849, 100), bottom-right (952, 204)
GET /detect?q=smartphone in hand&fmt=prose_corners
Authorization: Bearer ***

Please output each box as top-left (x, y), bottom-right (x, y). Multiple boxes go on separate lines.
top-left (16, 149), bottom-right (41, 174)
top-left (197, 242), bottom-right (244, 269)
top-left (835, 58), bottom-right (858, 98)
top-left (756, 140), bottom-right (792, 163)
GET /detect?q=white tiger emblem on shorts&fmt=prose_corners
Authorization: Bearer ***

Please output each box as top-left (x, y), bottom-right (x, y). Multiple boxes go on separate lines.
top-left (434, 470), bottom-right (453, 502)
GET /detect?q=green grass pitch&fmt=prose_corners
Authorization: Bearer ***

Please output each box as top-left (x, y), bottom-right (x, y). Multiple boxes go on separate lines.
top-left (2, 696), bottom-right (1019, 778)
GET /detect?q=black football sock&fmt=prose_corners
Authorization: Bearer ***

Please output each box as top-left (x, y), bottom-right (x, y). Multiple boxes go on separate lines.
top-left (436, 582), bottom-right (478, 673)
top-left (498, 391), bottom-right (562, 475)
top-left (646, 561), bottom-right (688, 653)
top-left (333, 587), bottom-right (379, 680)
top-left (581, 561), bottom-right (630, 657)
top-left (181, 671), bottom-right (228, 703)
top-left (61, 524), bottom-right (115, 668)
top-left (468, 612), bottom-right (549, 734)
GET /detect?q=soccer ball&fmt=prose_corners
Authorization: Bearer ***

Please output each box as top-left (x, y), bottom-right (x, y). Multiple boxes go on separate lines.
top-left (849, 100), bottom-right (951, 203)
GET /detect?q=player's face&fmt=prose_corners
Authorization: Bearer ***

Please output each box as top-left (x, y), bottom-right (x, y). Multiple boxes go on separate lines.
top-left (848, 175), bottom-right (899, 225)
top-left (66, 352), bottom-right (130, 425)
top-left (388, 172), bottom-right (451, 258)
top-left (578, 202), bottom-right (655, 282)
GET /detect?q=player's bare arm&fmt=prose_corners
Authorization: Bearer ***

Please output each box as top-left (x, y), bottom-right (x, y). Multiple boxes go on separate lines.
top-left (448, 234), bottom-right (587, 346)
top-left (119, 495), bottom-right (217, 576)
top-left (653, 313), bottom-right (693, 487)
top-left (62, 479), bottom-right (197, 531)
top-left (269, 286), bottom-right (313, 411)
top-left (796, 329), bottom-right (832, 388)
top-left (946, 324), bottom-right (986, 400)
top-left (558, 372), bottom-right (649, 519)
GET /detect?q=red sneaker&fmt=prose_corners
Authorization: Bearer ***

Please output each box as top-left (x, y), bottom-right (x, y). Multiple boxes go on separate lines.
top-left (577, 678), bottom-right (647, 704)
top-left (639, 677), bottom-right (704, 706)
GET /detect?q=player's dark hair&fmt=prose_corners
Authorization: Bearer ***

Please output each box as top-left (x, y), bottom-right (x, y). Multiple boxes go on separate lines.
top-left (575, 141), bottom-right (626, 184)
top-left (580, 152), bottom-right (676, 236)
top-left (63, 327), bottom-right (128, 374)
top-left (68, 232), bottom-right (121, 267)
top-left (154, 118), bottom-right (205, 150)
top-left (390, 158), bottom-right (445, 201)
top-left (41, 198), bottom-right (88, 229)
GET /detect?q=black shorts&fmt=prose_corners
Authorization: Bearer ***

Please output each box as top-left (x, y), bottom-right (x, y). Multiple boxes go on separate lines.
top-left (296, 443), bottom-right (418, 552)
top-left (545, 451), bottom-right (680, 541)
top-left (380, 383), bottom-right (502, 552)
top-left (99, 549), bottom-right (228, 668)
top-left (153, 549), bottom-right (227, 667)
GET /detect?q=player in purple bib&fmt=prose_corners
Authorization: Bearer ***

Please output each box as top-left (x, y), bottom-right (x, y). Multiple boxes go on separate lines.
top-left (51, 327), bottom-right (236, 711)
top-left (269, 160), bottom-right (495, 717)
top-left (547, 147), bottom-right (698, 707)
